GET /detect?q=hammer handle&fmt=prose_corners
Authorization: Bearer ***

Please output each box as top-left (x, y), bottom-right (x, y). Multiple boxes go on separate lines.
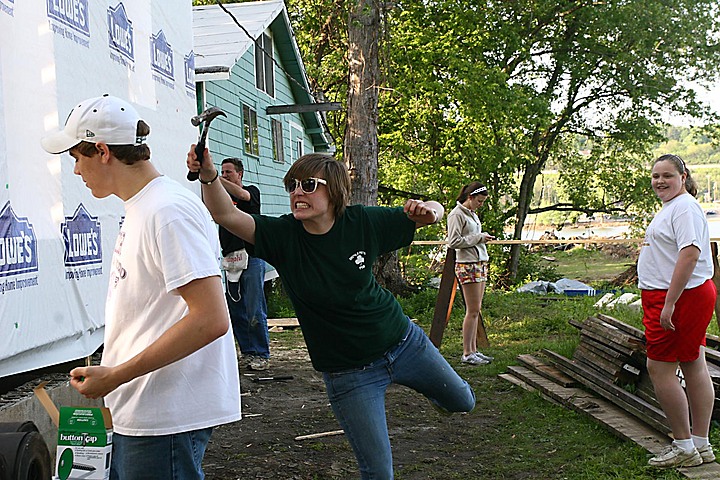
top-left (187, 123), bottom-right (211, 181)
top-left (186, 140), bottom-right (204, 181)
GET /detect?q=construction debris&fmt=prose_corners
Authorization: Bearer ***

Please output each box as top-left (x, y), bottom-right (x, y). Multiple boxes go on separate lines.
top-left (294, 429), bottom-right (344, 441)
top-left (501, 313), bottom-right (720, 478)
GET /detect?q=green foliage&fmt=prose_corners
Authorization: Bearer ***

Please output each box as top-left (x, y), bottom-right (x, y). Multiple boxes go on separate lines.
top-left (266, 279), bottom-right (296, 318)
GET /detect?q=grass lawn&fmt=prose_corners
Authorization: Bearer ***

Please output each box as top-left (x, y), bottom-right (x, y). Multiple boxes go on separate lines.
top-left (538, 246), bottom-right (637, 284)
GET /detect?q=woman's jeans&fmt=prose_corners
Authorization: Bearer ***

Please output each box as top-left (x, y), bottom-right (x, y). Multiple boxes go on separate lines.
top-left (322, 321), bottom-right (476, 479)
top-left (110, 427), bottom-right (213, 479)
top-left (226, 256), bottom-right (269, 358)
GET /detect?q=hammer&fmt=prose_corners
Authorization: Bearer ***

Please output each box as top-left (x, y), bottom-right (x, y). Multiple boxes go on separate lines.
top-left (187, 106), bottom-right (227, 181)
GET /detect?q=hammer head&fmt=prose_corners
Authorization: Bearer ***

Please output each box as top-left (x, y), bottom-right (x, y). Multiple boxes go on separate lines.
top-left (191, 106), bottom-right (226, 126)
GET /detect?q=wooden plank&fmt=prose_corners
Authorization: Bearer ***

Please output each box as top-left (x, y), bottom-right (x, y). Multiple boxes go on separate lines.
top-left (267, 318), bottom-right (300, 328)
top-left (294, 429), bottom-right (344, 441)
top-left (501, 367), bottom-right (669, 452)
top-left (544, 349), bottom-right (671, 435)
top-left (477, 311), bottom-right (490, 349)
top-left (573, 344), bottom-right (641, 386)
top-left (581, 335), bottom-right (633, 361)
top-left (502, 369), bottom-right (720, 479)
top-left (573, 344), bottom-right (623, 379)
top-left (266, 102), bottom-right (343, 114)
top-left (516, 354), bottom-right (576, 387)
top-left (498, 373), bottom-right (538, 393)
top-left (704, 348), bottom-right (720, 367)
top-left (429, 248), bottom-right (458, 348)
top-left (595, 314), bottom-right (645, 339)
top-left (569, 318), bottom-right (584, 330)
top-left (577, 327), bottom-right (635, 357)
top-left (583, 317), bottom-right (638, 352)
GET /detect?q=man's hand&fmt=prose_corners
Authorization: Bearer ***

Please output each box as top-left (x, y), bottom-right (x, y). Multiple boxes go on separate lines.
top-left (186, 145), bottom-right (217, 182)
top-left (69, 366), bottom-right (124, 400)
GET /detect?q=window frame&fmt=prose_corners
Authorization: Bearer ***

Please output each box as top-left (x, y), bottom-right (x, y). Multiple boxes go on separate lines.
top-left (254, 32), bottom-right (275, 97)
top-left (242, 104), bottom-right (259, 157)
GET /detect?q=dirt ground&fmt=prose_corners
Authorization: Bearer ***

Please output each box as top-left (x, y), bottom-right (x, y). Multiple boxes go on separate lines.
top-left (203, 331), bottom-right (503, 480)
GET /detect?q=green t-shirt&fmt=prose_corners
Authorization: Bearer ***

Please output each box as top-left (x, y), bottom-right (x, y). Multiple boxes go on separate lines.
top-left (248, 205), bottom-right (416, 372)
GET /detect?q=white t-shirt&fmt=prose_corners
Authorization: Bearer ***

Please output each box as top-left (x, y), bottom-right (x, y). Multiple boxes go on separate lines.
top-left (637, 192), bottom-right (712, 290)
top-left (102, 176), bottom-right (241, 436)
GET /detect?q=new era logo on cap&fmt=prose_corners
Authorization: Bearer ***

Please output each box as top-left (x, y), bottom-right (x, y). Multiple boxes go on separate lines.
top-left (41, 95), bottom-right (146, 154)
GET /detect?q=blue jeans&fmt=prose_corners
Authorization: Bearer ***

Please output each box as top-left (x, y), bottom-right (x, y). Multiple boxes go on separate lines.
top-left (110, 427), bottom-right (213, 479)
top-left (322, 321), bottom-right (476, 480)
top-left (226, 256), bottom-right (269, 358)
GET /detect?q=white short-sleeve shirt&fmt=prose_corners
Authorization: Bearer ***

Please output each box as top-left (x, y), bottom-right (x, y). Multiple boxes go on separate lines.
top-left (637, 192), bottom-right (712, 290)
top-left (102, 176), bottom-right (241, 436)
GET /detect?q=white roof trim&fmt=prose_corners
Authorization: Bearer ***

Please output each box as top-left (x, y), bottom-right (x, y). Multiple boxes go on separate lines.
top-left (196, 71), bottom-right (231, 82)
top-left (193, 0), bottom-right (285, 73)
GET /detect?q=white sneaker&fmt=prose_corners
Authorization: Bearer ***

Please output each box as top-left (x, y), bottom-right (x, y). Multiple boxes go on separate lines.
top-left (474, 352), bottom-right (494, 362)
top-left (648, 445), bottom-right (702, 468)
top-left (249, 357), bottom-right (270, 371)
top-left (461, 354), bottom-right (489, 366)
top-left (697, 444), bottom-right (716, 463)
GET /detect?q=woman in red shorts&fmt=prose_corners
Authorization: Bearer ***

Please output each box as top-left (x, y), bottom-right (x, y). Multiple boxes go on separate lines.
top-left (447, 181), bottom-right (496, 366)
top-left (638, 154), bottom-right (717, 468)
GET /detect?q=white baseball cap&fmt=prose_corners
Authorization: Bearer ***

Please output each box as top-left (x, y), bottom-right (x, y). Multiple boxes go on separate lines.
top-left (41, 94), bottom-right (146, 154)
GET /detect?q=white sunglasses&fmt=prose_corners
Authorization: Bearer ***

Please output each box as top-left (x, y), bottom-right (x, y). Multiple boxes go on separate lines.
top-left (284, 177), bottom-right (327, 194)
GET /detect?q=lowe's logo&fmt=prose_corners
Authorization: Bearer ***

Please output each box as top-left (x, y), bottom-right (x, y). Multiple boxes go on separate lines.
top-left (108, 3), bottom-right (134, 62)
top-left (47, 0), bottom-right (90, 36)
top-left (61, 204), bottom-right (102, 267)
top-left (1, 0), bottom-right (15, 17)
top-left (184, 51), bottom-right (195, 90)
top-left (0, 202), bottom-right (38, 276)
top-left (150, 30), bottom-right (174, 81)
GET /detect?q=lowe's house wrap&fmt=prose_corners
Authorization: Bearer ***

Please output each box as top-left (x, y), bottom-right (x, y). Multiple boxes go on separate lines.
top-left (0, 0), bottom-right (197, 377)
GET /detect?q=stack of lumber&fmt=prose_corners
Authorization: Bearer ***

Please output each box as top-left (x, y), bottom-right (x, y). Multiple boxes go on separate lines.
top-left (501, 313), bottom-right (720, 478)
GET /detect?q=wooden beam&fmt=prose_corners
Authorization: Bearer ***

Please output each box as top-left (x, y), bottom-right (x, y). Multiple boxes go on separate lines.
top-left (267, 318), bottom-right (300, 328)
top-left (477, 311), bottom-right (490, 349)
top-left (429, 248), bottom-right (457, 348)
top-left (266, 102), bottom-right (343, 115)
top-left (544, 349), bottom-right (671, 435)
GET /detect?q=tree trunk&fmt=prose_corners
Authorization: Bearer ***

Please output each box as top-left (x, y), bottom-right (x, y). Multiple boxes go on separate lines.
top-left (344, 0), bottom-right (379, 206)
top-left (506, 161), bottom-right (542, 284)
top-left (344, 0), bottom-right (411, 294)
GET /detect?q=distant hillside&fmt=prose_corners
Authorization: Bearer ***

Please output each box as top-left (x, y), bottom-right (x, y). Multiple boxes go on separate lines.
top-left (653, 125), bottom-right (720, 164)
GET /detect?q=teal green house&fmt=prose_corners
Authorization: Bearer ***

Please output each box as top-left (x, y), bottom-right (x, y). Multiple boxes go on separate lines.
top-left (192, 0), bottom-right (334, 217)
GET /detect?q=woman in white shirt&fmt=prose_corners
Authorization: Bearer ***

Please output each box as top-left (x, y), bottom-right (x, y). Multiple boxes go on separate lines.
top-left (447, 182), bottom-right (496, 366)
top-left (638, 154), bottom-right (717, 469)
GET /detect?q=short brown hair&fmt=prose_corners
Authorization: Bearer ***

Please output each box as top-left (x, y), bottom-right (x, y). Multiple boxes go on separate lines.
top-left (284, 154), bottom-right (350, 217)
top-left (72, 120), bottom-right (151, 165)
top-left (222, 157), bottom-right (244, 172)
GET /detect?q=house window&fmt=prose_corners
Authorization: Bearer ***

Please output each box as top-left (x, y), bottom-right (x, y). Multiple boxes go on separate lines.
top-left (243, 105), bottom-right (259, 156)
top-left (271, 119), bottom-right (284, 163)
top-left (295, 138), bottom-right (304, 160)
top-left (254, 33), bottom-right (275, 97)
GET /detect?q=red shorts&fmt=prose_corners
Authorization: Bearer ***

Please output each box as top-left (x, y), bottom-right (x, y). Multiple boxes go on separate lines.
top-left (454, 262), bottom-right (488, 284)
top-left (641, 279), bottom-right (716, 362)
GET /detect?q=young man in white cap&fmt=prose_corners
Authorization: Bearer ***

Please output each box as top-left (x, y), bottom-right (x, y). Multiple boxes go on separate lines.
top-left (41, 95), bottom-right (241, 479)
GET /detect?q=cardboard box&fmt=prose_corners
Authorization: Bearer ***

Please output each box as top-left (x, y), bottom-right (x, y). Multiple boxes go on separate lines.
top-left (34, 382), bottom-right (113, 480)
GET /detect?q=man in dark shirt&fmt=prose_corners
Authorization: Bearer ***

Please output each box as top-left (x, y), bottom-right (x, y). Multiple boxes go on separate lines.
top-left (218, 158), bottom-right (270, 371)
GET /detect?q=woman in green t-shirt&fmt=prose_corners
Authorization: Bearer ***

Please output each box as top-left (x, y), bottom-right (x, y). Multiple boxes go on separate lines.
top-left (188, 148), bottom-right (476, 479)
